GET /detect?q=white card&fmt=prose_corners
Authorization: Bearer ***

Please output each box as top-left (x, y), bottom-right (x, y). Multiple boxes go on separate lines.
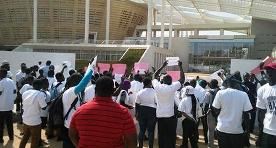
top-left (166, 57), bottom-right (179, 66)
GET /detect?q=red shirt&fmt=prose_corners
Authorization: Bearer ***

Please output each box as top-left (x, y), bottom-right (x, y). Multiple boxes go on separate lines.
top-left (70, 96), bottom-right (136, 148)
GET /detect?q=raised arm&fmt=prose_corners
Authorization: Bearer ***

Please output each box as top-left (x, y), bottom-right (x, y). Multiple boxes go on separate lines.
top-left (74, 63), bottom-right (94, 94)
top-left (178, 61), bottom-right (185, 84)
top-left (153, 61), bottom-right (167, 79)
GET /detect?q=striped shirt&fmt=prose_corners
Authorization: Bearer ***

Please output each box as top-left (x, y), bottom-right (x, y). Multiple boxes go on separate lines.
top-left (70, 96), bottom-right (136, 148)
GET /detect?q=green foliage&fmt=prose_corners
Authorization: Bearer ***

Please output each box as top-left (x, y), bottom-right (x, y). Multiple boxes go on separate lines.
top-left (120, 48), bottom-right (146, 73)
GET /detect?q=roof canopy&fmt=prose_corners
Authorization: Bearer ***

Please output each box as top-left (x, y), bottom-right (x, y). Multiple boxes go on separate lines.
top-left (130, 0), bottom-right (276, 25)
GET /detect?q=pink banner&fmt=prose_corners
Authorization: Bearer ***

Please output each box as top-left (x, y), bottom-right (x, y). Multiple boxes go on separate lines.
top-left (166, 71), bottom-right (180, 82)
top-left (97, 63), bottom-right (110, 73)
top-left (112, 64), bottom-right (127, 75)
top-left (134, 62), bottom-right (149, 74)
top-left (251, 57), bottom-right (276, 75)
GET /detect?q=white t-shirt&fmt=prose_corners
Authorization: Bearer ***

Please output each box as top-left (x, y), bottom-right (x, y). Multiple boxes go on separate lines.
top-left (178, 96), bottom-right (201, 120)
top-left (51, 81), bottom-right (65, 94)
top-left (194, 84), bottom-right (206, 104)
top-left (256, 83), bottom-right (276, 136)
top-left (152, 79), bottom-right (181, 118)
top-left (136, 88), bottom-right (157, 108)
top-left (40, 90), bottom-right (51, 117)
top-left (130, 80), bottom-right (144, 97)
top-left (19, 84), bottom-right (33, 95)
top-left (62, 87), bottom-right (83, 128)
top-left (22, 90), bottom-right (47, 126)
top-left (15, 71), bottom-right (25, 83)
top-left (47, 77), bottom-right (56, 90)
top-left (0, 78), bottom-right (16, 111)
top-left (40, 65), bottom-right (50, 77)
top-left (212, 88), bottom-right (252, 134)
top-left (84, 84), bottom-right (95, 102)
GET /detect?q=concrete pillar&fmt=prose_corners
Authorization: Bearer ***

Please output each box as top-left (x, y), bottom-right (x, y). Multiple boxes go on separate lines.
top-left (169, 6), bottom-right (173, 49)
top-left (194, 29), bottom-right (199, 36)
top-left (146, 0), bottom-right (153, 45)
top-left (33, 0), bottom-right (38, 42)
top-left (84, 0), bottom-right (90, 44)
top-left (220, 29), bottom-right (224, 35)
top-left (160, 0), bottom-right (165, 48)
top-left (105, 0), bottom-right (110, 44)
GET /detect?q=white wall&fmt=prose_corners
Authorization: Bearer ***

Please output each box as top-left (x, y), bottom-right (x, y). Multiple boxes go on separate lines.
top-left (231, 59), bottom-right (262, 75)
top-left (0, 51), bottom-right (75, 80)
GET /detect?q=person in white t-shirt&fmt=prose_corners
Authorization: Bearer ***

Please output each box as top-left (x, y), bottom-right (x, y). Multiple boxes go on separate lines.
top-left (178, 86), bottom-right (201, 148)
top-left (47, 70), bottom-right (56, 90)
top-left (19, 79), bottom-right (47, 148)
top-left (212, 76), bottom-right (252, 148)
top-left (129, 74), bottom-right (144, 101)
top-left (136, 77), bottom-right (157, 148)
top-left (40, 78), bottom-right (51, 129)
top-left (152, 60), bottom-right (185, 148)
top-left (256, 62), bottom-right (276, 147)
top-left (0, 68), bottom-right (16, 143)
top-left (19, 76), bottom-right (34, 95)
top-left (62, 63), bottom-right (94, 148)
top-left (39, 60), bottom-right (51, 77)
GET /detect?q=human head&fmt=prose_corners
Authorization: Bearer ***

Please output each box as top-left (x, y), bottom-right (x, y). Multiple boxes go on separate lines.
top-left (49, 65), bottom-right (55, 71)
top-left (233, 71), bottom-right (242, 82)
top-left (134, 74), bottom-right (143, 82)
top-left (190, 79), bottom-right (197, 88)
top-left (48, 69), bottom-right (55, 77)
top-left (122, 80), bottom-right (131, 91)
top-left (1, 61), bottom-right (10, 71)
top-left (223, 75), bottom-right (240, 89)
top-left (40, 77), bottom-right (49, 90)
top-left (198, 79), bottom-right (208, 89)
top-left (55, 72), bottom-right (65, 82)
top-left (26, 76), bottom-right (34, 85)
top-left (69, 69), bottom-right (76, 76)
top-left (162, 75), bottom-right (172, 85)
top-left (46, 60), bottom-right (51, 66)
top-left (66, 73), bottom-right (83, 88)
top-left (0, 68), bottom-right (7, 79)
top-left (32, 65), bottom-right (39, 72)
top-left (143, 77), bottom-right (152, 88)
top-left (32, 79), bottom-right (42, 90)
top-left (25, 68), bottom-right (31, 75)
top-left (209, 79), bottom-right (219, 89)
top-left (243, 72), bottom-right (250, 82)
top-left (264, 62), bottom-right (276, 86)
top-left (95, 76), bottom-right (114, 97)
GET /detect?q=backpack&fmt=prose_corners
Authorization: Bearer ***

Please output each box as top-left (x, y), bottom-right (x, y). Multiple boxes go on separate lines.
top-left (48, 90), bottom-right (84, 127)
top-left (49, 82), bottom-right (62, 102)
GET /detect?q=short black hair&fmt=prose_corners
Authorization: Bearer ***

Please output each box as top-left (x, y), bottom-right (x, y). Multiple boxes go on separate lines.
top-left (55, 72), bottom-right (64, 82)
top-left (209, 79), bottom-right (218, 89)
top-left (69, 69), bottom-right (76, 76)
top-left (48, 69), bottom-right (55, 77)
top-left (46, 60), bottom-right (51, 66)
top-left (66, 73), bottom-right (83, 88)
top-left (0, 68), bottom-right (7, 78)
top-left (95, 76), bottom-right (114, 97)
top-left (134, 74), bottom-right (143, 82)
top-left (143, 77), bottom-right (152, 86)
top-left (190, 79), bottom-right (197, 88)
top-left (33, 79), bottom-right (42, 90)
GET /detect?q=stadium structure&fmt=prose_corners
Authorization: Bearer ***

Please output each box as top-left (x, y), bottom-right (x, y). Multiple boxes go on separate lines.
top-left (1, 0), bottom-right (276, 72)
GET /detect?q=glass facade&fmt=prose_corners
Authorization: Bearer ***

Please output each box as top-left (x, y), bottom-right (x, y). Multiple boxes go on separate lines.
top-left (189, 39), bottom-right (254, 73)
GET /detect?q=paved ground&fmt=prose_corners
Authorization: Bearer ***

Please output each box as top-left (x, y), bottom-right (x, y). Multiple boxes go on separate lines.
top-left (0, 122), bottom-right (258, 148)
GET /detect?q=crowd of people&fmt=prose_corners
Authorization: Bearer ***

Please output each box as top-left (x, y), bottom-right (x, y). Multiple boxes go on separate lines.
top-left (0, 58), bottom-right (275, 148)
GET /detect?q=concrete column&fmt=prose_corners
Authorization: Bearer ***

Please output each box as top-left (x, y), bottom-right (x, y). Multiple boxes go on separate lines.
top-left (160, 0), bottom-right (165, 48)
top-left (33, 0), bottom-right (38, 42)
top-left (84, 0), bottom-right (90, 44)
top-left (169, 6), bottom-right (173, 49)
top-left (146, 0), bottom-right (153, 45)
top-left (194, 29), bottom-right (199, 36)
top-left (105, 0), bottom-right (110, 44)
top-left (220, 29), bottom-right (224, 35)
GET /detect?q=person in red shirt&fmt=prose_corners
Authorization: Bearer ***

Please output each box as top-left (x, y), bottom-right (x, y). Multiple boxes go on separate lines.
top-left (69, 76), bottom-right (137, 148)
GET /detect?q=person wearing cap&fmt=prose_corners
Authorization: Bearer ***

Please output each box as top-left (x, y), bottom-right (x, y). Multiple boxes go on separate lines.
top-left (256, 62), bottom-right (276, 147)
top-left (212, 75), bottom-right (252, 148)
top-left (152, 60), bottom-right (185, 148)
top-left (178, 85), bottom-right (201, 148)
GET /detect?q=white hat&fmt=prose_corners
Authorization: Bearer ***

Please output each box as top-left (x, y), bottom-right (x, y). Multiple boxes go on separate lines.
top-left (183, 86), bottom-right (195, 95)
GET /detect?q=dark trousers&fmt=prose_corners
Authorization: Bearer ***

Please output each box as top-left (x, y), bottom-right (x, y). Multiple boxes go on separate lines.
top-left (41, 117), bottom-right (47, 129)
top-left (262, 132), bottom-right (276, 148)
top-left (62, 126), bottom-right (75, 148)
top-left (137, 106), bottom-right (156, 148)
top-left (249, 108), bottom-right (256, 133)
top-left (198, 116), bottom-right (208, 143)
top-left (256, 110), bottom-right (264, 146)
top-left (0, 111), bottom-right (14, 141)
top-left (181, 118), bottom-right (198, 148)
top-left (19, 124), bottom-right (41, 148)
top-left (217, 130), bottom-right (244, 148)
top-left (157, 116), bottom-right (177, 148)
